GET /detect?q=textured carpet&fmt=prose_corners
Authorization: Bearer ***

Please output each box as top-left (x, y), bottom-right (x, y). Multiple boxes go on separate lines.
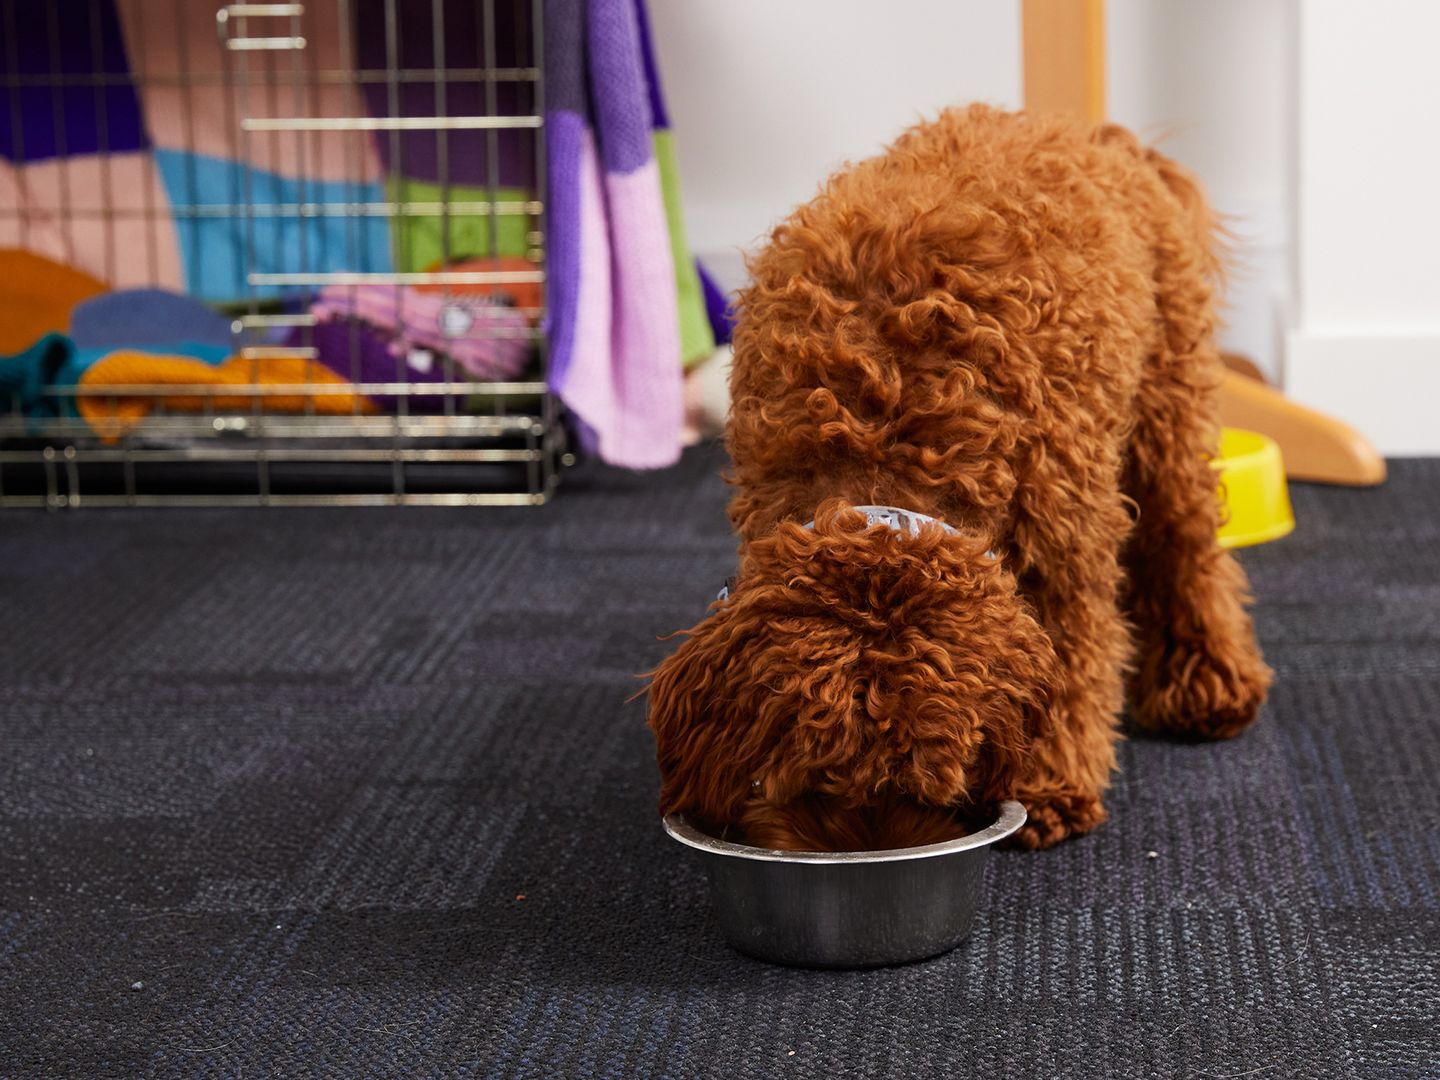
top-left (1, 445), bottom-right (1437, 1079)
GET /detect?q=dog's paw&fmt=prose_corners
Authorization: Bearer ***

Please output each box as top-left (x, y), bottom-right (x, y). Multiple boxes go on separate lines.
top-left (1130, 638), bottom-right (1271, 740)
top-left (1008, 791), bottom-right (1106, 851)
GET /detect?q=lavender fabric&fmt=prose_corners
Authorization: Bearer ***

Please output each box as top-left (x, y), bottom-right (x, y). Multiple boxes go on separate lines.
top-left (543, 111), bottom-right (584, 391)
top-left (543, 0), bottom-right (684, 468)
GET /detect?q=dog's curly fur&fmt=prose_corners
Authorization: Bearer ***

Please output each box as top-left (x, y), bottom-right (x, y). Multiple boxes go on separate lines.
top-left (648, 106), bottom-right (1272, 851)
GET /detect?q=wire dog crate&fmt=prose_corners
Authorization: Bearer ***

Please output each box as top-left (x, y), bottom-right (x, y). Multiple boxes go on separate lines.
top-left (0, 0), bottom-right (564, 507)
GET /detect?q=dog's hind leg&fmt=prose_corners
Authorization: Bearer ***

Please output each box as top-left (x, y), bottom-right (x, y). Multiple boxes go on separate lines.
top-left (1121, 167), bottom-right (1272, 739)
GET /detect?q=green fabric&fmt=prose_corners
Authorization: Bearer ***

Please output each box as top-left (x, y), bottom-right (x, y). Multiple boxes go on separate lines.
top-left (386, 178), bottom-right (534, 272)
top-left (653, 131), bottom-right (716, 368)
top-left (389, 137), bottom-right (714, 372)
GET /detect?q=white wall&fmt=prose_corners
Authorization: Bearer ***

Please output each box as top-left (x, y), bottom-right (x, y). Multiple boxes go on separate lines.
top-left (647, 0), bottom-right (1022, 289)
top-left (650, 1), bottom-right (1439, 451)
top-left (1286, 0), bottom-right (1440, 453)
top-left (652, 0), bottom-right (1294, 378)
top-left (1107, 0), bottom-right (1293, 382)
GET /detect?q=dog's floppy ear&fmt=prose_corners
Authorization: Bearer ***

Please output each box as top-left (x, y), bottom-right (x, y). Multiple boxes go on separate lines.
top-left (647, 507), bottom-right (1062, 838)
top-left (892, 573), bottom-right (1061, 808)
top-left (747, 523), bottom-right (1061, 813)
top-left (645, 602), bottom-right (773, 827)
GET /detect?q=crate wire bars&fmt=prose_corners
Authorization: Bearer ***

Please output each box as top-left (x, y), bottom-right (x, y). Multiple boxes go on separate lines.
top-left (0, 0), bottom-right (564, 507)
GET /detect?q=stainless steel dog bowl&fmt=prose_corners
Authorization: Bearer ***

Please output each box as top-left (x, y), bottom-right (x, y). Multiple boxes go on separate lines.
top-left (662, 800), bottom-right (1026, 968)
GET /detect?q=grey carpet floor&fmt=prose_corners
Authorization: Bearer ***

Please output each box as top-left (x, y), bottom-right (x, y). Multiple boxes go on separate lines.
top-left (1, 445), bottom-right (1437, 1079)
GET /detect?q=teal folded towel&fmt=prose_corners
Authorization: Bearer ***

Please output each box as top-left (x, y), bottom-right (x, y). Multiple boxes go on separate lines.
top-left (1, 334), bottom-right (230, 420)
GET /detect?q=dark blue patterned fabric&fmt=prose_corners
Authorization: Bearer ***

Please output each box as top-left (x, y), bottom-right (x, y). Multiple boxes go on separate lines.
top-left (0, 0), bottom-right (148, 163)
top-left (1, 446), bottom-right (1436, 1078)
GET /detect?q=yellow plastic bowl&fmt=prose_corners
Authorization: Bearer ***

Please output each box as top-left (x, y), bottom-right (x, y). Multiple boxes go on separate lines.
top-left (1213, 427), bottom-right (1295, 548)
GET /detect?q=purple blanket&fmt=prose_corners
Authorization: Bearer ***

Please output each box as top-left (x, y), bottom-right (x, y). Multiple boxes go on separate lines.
top-left (545, 0), bottom-right (683, 469)
top-left (285, 320), bottom-right (454, 413)
top-left (310, 285), bottom-right (532, 381)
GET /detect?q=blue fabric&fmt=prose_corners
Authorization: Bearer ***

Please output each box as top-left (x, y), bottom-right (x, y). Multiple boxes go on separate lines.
top-left (154, 150), bottom-right (392, 302)
top-left (0, 0), bottom-right (147, 163)
top-left (697, 260), bottom-right (733, 345)
top-left (70, 289), bottom-right (233, 350)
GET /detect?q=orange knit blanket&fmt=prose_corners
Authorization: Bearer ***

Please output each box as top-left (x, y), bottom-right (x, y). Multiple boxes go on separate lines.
top-left (78, 351), bottom-right (379, 440)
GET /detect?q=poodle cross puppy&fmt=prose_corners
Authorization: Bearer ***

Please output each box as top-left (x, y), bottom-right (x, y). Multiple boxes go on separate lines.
top-left (647, 106), bottom-right (1272, 852)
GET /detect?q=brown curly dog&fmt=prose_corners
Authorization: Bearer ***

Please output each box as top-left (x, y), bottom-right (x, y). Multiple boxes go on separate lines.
top-left (648, 105), bottom-right (1272, 851)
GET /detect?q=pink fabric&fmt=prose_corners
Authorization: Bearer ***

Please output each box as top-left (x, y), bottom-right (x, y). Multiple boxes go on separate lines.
top-left (555, 136), bottom-right (682, 469)
top-left (115, 0), bottom-right (382, 184)
top-left (0, 153), bottom-right (183, 291)
top-left (311, 285), bottom-right (533, 380)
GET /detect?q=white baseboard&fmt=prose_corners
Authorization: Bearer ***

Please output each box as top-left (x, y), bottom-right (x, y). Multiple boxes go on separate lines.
top-left (1284, 330), bottom-right (1440, 455)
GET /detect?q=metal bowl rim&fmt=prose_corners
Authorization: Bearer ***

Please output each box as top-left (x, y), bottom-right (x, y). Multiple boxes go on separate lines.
top-left (661, 800), bottom-right (1026, 864)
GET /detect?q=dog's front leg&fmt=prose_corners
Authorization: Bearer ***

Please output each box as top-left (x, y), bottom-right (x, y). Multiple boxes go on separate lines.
top-left (1004, 542), bottom-right (1132, 850)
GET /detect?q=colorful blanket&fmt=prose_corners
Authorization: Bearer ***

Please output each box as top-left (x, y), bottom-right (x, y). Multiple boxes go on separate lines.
top-left (0, 273), bottom-right (239, 423)
top-left (0, 0), bottom-right (721, 463)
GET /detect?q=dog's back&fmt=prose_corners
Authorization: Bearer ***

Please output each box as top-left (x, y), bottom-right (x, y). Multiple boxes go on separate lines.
top-left (726, 104), bottom-right (1207, 546)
